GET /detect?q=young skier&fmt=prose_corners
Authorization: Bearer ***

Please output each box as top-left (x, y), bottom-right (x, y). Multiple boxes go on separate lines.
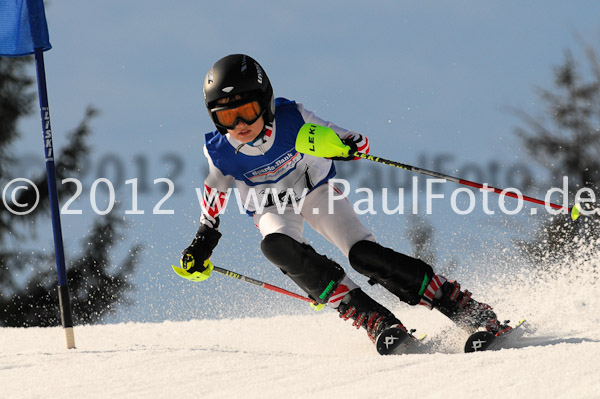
top-left (179, 53), bottom-right (507, 347)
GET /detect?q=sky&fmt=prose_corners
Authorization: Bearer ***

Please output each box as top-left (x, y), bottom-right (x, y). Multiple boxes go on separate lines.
top-left (1, 254), bottom-right (599, 399)
top-left (6, 1), bottom-right (600, 323)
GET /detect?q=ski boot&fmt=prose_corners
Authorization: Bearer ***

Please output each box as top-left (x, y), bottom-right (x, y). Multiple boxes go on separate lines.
top-left (419, 275), bottom-right (510, 335)
top-left (337, 288), bottom-right (402, 341)
top-left (337, 288), bottom-right (417, 354)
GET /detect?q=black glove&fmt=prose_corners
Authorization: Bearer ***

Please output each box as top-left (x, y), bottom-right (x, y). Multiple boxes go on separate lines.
top-left (181, 224), bottom-right (222, 273)
top-left (330, 136), bottom-right (360, 161)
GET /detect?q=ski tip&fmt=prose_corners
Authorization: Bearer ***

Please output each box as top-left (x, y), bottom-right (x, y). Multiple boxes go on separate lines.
top-left (516, 318), bottom-right (526, 327)
top-left (465, 318), bottom-right (527, 353)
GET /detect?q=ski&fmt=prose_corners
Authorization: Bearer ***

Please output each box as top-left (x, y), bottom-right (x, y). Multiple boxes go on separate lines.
top-left (464, 318), bottom-right (526, 353)
top-left (375, 327), bottom-right (426, 355)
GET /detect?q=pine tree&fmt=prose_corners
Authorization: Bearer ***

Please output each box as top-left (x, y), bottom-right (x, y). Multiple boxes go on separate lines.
top-left (0, 57), bottom-right (140, 327)
top-left (514, 46), bottom-right (600, 267)
top-left (406, 215), bottom-right (458, 277)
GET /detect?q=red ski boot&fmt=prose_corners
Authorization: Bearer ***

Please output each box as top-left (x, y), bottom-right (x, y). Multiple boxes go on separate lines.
top-left (419, 275), bottom-right (509, 334)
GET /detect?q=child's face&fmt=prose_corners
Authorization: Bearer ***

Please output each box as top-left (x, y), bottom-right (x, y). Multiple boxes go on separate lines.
top-left (216, 94), bottom-right (266, 143)
top-left (227, 116), bottom-right (265, 143)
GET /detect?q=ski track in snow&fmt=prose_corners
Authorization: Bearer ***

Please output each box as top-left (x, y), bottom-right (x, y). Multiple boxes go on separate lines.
top-left (2, 256), bottom-right (600, 398)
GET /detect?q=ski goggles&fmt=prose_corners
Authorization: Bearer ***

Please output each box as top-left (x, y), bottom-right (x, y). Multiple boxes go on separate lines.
top-left (211, 100), bottom-right (264, 130)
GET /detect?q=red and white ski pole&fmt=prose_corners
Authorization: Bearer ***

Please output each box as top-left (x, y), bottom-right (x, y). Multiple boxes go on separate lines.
top-left (212, 265), bottom-right (318, 305)
top-left (296, 123), bottom-right (593, 220)
top-left (173, 259), bottom-right (319, 306)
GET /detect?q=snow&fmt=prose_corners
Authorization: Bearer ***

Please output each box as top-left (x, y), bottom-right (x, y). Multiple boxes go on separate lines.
top-left (2, 256), bottom-right (599, 399)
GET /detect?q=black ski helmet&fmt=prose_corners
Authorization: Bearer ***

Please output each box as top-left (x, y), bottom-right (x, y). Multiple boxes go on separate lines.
top-left (203, 54), bottom-right (275, 134)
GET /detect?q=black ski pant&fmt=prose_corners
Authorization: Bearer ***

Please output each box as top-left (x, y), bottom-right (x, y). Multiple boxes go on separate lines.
top-left (348, 240), bottom-right (434, 305)
top-left (261, 233), bottom-right (433, 306)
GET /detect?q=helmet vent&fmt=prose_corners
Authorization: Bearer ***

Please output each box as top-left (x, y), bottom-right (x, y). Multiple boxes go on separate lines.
top-left (255, 62), bottom-right (263, 84)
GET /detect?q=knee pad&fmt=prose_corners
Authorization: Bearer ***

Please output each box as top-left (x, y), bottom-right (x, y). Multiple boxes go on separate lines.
top-left (261, 233), bottom-right (345, 304)
top-left (348, 240), bottom-right (434, 305)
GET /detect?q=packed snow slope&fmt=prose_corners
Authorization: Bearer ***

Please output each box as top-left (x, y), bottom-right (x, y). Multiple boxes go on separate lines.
top-left (2, 251), bottom-right (599, 399)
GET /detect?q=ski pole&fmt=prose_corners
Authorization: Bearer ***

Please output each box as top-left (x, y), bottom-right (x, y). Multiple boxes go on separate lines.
top-left (296, 123), bottom-right (583, 220)
top-left (212, 265), bottom-right (318, 305)
top-left (172, 261), bottom-right (318, 305)
top-left (350, 152), bottom-right (582, 217)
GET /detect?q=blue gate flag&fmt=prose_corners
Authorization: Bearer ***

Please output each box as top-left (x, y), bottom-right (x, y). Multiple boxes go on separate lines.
top-left (1, 0), bottom-right (73, 348)
top-left (0, 0), bottom-right (51, 56)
